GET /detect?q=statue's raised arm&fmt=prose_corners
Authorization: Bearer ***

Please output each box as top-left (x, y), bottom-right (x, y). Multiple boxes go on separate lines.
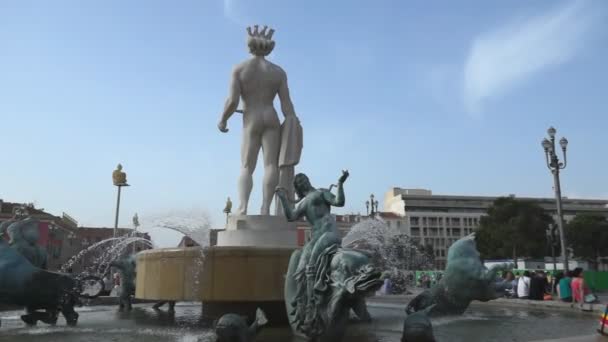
top-left (323, 170), bottom-right (348, 207)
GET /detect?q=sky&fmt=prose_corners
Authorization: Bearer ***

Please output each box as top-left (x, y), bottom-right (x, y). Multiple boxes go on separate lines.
top-left (1, 0), bottom-right (607, 247)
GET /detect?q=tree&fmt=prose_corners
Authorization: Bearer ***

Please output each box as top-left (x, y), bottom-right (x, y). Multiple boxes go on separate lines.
top-left (565, 214), bottom-right (608, 270)
top-left (476, 197), bottom-right (553, 263)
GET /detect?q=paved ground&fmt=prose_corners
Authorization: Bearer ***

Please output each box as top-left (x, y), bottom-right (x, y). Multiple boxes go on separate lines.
top-left (368, 291), bottom-right (608, 315)
top-left (531, 335), bottom-right (607, 342)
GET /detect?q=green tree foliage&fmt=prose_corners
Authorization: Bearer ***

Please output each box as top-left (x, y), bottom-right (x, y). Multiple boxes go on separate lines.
top-left (566, 214), bottom-right (608, 270)
top-left (476, 197), bottom-right (553, 262)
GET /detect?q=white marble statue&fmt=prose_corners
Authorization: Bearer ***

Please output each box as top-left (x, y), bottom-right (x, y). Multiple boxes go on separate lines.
top-left (218, 25), bottom-right (303, 216)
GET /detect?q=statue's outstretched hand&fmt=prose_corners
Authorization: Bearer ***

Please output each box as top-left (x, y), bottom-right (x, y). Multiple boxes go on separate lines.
top-left (218, 120), bottom-right (229, 133)
top-left (338, 170), bottom-right (349, 184)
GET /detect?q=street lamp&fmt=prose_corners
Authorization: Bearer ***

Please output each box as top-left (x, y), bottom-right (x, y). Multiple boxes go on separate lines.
top-left (112, 164), bottom-right (130, 238)
top-left (541, 127), bottom-right (569, 271)
top-left (366, 194), bottom-right (379, 218)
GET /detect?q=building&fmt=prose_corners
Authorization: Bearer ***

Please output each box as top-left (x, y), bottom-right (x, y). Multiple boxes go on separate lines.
top-left (383, 188), bottom-right (608, 270)
top-left (0, 199), bottom-right (150, 271)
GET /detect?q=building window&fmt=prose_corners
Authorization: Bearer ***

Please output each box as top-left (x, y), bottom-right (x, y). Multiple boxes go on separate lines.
top-left (410, 217), bottom-right (420, 225)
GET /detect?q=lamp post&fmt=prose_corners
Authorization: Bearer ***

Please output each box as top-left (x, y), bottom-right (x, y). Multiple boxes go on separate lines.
top-left (366, 194), bottom-right (379, 218)
top-left (541, 127), bottom-right (569, 271)
top-left (112, 164), bottom-right (130, 238)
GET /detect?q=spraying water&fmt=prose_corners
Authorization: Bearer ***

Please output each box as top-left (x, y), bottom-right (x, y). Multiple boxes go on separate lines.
top-left (139, 209), bottom-right (212, 290)
top-left (342, 217), bottom-right (433, 292)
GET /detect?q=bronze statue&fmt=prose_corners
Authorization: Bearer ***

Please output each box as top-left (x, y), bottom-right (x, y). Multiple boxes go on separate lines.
top-left (112, 164), bottom-right (127, 186)
top-left (109, 254), bottom-right (137, 311)
top-left (405, 235), bottom-right (513, 316)
top-left (277, 171), bottom-right (383, 340)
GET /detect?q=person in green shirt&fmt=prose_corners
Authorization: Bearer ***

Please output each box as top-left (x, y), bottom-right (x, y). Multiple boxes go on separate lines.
top-left (558, 271), bottom-right (573, 302)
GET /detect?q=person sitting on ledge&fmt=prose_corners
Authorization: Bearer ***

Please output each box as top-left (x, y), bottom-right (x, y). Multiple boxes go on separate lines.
top-left (557, 271), bottom-right (573, 302)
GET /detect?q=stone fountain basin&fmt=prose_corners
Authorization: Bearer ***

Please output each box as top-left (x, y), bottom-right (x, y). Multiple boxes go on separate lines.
top-left (135, 246), bottom-right (295, 323)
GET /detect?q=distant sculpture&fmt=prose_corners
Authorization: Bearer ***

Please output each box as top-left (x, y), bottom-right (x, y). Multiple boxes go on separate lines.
top-left (405, 235), bottom-right (513, 316)
top-left (218, 25), bottom-right (303, 216)
top-left (112, 163), bottom-right (127, 186)
top-left (223, 197), bottom-right (233, 215)
top-left (215, 307), bottom-right (268, 342)
top-left (0, 235), bottom-right (80, 326)
top-left (401, 305), bottom-right (436, 342)
top-left (277, 171), bottom-right (383, 340)
top-left (132, 213), bottom-right (140, 228)
top-left (110, 254), bottom-right (137, 311)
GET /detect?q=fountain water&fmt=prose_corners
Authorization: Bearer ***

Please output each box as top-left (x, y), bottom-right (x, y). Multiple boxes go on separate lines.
top-left (140, 209), bottom-right (212, 292)
top-left (60, 235), bottom-right (153, 276)
top-left (343, 217), bottom-right (433, 292)
top-left (141, 209), bottom-right (212, 248)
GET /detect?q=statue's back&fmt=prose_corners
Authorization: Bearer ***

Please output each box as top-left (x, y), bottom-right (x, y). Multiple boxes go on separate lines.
top-left (238, 58), bottom-right (284, 108)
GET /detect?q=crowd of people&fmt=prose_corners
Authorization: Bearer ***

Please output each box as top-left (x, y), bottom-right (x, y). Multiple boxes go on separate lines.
top-left (501, 267), bottom-right (599, 305)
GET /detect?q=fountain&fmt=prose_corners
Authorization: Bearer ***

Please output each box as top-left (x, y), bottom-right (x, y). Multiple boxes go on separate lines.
top-left (136, 24), bottom-right (303, 324)
top-left (343, 217), bottom-right (434, 293)
top-left (0, 24), bottom-right (602, 342)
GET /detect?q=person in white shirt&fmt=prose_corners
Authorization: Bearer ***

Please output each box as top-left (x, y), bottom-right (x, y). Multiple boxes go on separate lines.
top-left (101, 276), bottom-right (113, 296)
top-left (517, 271), bottom-right (531, 299)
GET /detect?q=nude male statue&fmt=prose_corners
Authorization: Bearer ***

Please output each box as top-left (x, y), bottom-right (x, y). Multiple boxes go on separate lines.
top-left (217, 25), bottom-right (300, 216)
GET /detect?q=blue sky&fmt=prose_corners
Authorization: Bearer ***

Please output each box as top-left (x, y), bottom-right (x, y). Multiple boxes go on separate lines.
top-left (1, 0), bottom-right (607, 247)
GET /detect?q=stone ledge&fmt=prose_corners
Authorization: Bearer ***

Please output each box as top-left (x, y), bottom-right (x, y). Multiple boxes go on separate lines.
top-left (226, 215), bottom-right (296, 231)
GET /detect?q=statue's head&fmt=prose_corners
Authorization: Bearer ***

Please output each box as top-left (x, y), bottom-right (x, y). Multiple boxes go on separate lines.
top-left (116, 163), bottom-right (123, 171)
top-left (246, 25), bottom-right (275, 57)
top-left (294, 173), bottom-right (313, 199)
top-left (20, 219), bottom-right (40, 245)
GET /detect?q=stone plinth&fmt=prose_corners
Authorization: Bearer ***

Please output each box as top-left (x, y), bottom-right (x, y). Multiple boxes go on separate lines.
top-left (216, 215), bottom-right (298, 248)
top-left (135, 245), bottom-right (296, 324)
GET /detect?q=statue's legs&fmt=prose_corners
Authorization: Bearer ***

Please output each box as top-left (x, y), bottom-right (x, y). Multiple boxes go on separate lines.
top-left (21, 307), bottom-right (39, 326)
top-left (238, 129), bottom-right (262, 215)
top-left (352, 297), bottom-right (372, 322)
top-left (260, 127), bottom-right (280, 215)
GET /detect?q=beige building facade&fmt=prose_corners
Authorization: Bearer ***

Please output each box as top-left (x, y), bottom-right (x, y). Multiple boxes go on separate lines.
top-left (383, 188), bottom-right (608, 270)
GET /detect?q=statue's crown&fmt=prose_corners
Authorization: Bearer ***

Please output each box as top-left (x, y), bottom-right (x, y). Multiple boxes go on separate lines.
top-left (246, 25), bottom-right (275, 40)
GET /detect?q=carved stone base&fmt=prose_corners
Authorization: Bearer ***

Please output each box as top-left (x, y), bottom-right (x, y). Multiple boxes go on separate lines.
top-left (216, 215), bottom-right (298, 248)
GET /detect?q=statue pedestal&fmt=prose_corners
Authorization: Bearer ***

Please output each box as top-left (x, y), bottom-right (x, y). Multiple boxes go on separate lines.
top-left (216, 215), bottom-right (298, 248)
